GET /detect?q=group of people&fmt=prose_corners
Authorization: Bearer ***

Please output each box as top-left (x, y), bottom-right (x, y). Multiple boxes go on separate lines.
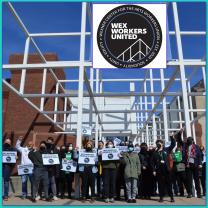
top-left (2, 128), bottom-right (206, 204)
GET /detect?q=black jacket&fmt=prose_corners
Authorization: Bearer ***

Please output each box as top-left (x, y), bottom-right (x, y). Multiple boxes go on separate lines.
top-left (28, 149), bottom-right (47, 169)
top-left (139, 150), bottom-right (152, 171)
top-left (151, 136), bottom-right (176, 174)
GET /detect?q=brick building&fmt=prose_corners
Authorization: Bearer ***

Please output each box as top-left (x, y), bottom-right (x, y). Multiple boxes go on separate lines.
top-left (3, 53), bottom-right (76, 174)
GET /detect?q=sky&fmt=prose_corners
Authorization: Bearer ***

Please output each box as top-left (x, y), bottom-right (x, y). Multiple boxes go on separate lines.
top-left (2, 2), bottom-right (206, 106)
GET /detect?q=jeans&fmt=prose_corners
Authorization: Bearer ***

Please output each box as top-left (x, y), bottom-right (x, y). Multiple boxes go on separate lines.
top-left (48, 175), bottom-right (57, 197)
top-left (125, 178), bottom-right (138, 199)
top-left (32, 167), bottom-right (49, 199)
top-left (3, 166), bottom-right (11, 198)
top-left (3, 180), bottom-right (9, 198)
top-left (22, 174), bottom-right (33, 197)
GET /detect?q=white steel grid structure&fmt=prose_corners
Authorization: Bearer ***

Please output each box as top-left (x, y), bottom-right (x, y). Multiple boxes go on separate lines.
top-left (3, 2), bottom-right (206, 148)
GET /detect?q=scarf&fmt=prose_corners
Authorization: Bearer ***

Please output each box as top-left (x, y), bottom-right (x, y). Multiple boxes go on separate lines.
top-left (186, 144), bottom-right (196, 163)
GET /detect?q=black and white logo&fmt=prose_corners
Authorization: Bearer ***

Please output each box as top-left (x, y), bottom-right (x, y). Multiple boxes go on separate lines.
top-left (97, 5), bottom-right (162, 68)
top-left (23, 168), bottom-right (29, 173)
top-left (48, 159), bottom-right (54, 164)
top-left (66, 165), bottom-right (71, 170)
top-left (84, 158), bottom-right (90, 163)
top-left (93, 4), bottom-right (166, 68)
top-left (6, 156), bottom-right (11, 162)
top-left (108, 153), bottom-right (114, 159)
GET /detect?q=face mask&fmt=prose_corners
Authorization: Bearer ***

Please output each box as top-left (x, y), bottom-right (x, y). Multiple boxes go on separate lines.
top-left (140, 147), bottom-right (147, 152)
top-left (4, 143), bottom-right (11, 148)
top-left (156, 143), bottom-right (162, 149)
top-left (69, 146), bottom-right (73, 151)
top-left (40, 146), bottom-right (46, 151)
top-left (108, 144), bottom-right (113, 148)
top-left (86, 146), bottom-right (92, 151)
top-left (128, 147), bottom-right (134, 152)
top-left (98, 145), bottom-right (103, 149)
top-left (135, 147), bottom-right (140, 151)
top-left (187, 140), bottom-right (193, 145)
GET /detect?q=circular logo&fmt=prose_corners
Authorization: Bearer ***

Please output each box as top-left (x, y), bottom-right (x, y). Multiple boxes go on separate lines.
top-left (23, 168), bottom-right (29, 173)
top-left (97, 5), bottom-right (162, 68)
top-left (108, 154), bottom-right (114, 159)
top-left (6, 156), bottom-right (11, 162)
top-left (82, 129), bottom-right (87, 134)
top-left (84, 158), bottom-right (90, 163)
top-left (48, 159), bottom-right (54, 164)
top-left (66, 165), bottom-right (71, 170)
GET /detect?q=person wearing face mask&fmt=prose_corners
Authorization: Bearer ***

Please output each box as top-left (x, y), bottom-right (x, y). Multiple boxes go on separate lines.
top-left (97, 140), bottom-right (104, 198)
top-left (151, 133), bottom-right (176, 203)
top-left (121, 143), bottom-right (141, 203)
top-left (80, 140), bottom-right (97, 203)
top-left (46, 137), bottom-right (59, 201)
top-left (59, 144), bottom-right (75, 199)
top-left (101, 140), bottom-right (120, 203)
top-left (176, 128), bottom-right (202, 198)
top-left (3, 138), bottom-right (17, 201)
top-left (15, 136), bottom-right (34, 200)
top-left (139, 143), bottom-right (152, 200)
top-left (28, 141), bottom-right (51, 203)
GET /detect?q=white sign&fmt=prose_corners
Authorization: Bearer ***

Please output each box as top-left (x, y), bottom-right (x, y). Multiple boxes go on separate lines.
top-left (61, 160), bottom-right (77, 172)
top-left (17, 164), bottom-right (34, 175)
top-left (82, 126), bottom-right (92, 136)
top-left (114, 138), bottom-right (122, 146)
top-left (78, 151), bottom-right (97, 165)
top-left (3, 151), bottom-right (17, 163)
top-left (117, 146), bottom-right (128, 153)
top-left (42, 154), bottom-right (60, 165)
top-left (102, 148), bottom-right (120, 161)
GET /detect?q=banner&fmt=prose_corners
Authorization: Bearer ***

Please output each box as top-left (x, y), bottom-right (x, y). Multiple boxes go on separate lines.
top-left (78, 151), bottom-right (97, 165)
top-left (102, 148), bottom-right (120, 161)
top-left (42, 154), bottom-right (60, 165)
top-left (3, 151), bottom-right (17, 163)
top-left (61, 160), bottom-right (77, 172)
top-left (17, 164), bottom-right (34, 175)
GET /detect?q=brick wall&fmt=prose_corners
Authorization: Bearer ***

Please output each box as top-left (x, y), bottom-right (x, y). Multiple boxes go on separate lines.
top-left (3, 53), bottom-right (76, 174)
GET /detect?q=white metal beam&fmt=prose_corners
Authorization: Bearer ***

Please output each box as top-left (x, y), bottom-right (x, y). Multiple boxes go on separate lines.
top-left (76, 2), bottom-right (87, 149)
top-left (173, 2), bottom-right (191, 137)
top-left (3, 59), bottom-right (206, 70)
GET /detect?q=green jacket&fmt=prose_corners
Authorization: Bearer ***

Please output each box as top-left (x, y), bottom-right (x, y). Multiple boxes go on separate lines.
top-left (122, 152), bottom-right (141, 179)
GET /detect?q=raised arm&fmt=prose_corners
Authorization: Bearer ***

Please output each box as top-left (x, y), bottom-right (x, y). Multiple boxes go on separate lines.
top-left (176, 130), bottom-right (184, 147)
top-left (15, 137), bottom-right (24, 153)
top-left (165, 134), bottom-right (176, 154)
